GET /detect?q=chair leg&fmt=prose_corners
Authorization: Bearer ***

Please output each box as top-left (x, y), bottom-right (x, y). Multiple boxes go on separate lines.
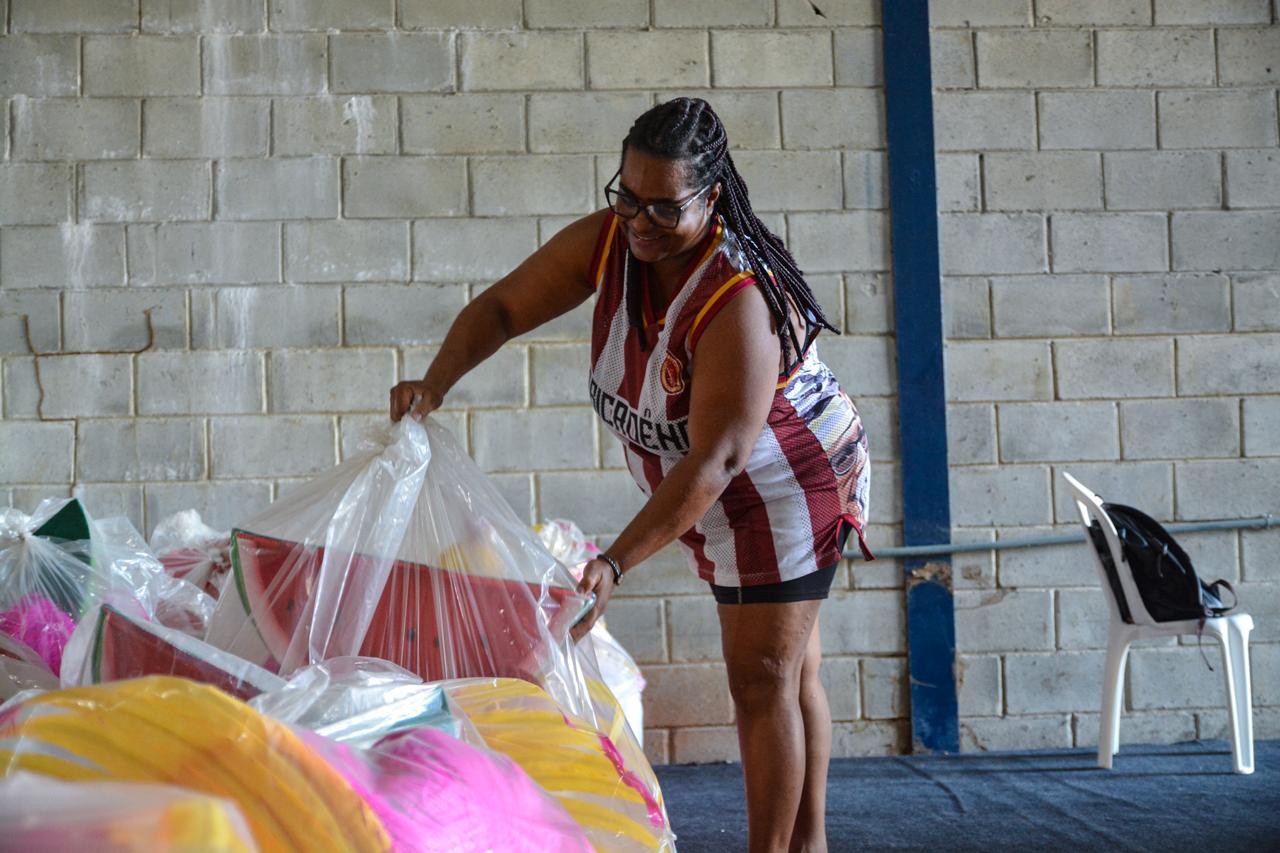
top-left (1221, 618), bottom-right (1255, 775)
top-left (1099, 628), bottom-right (1131, 769)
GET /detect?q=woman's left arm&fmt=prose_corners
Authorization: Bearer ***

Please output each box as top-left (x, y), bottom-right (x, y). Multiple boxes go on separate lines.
top-left (572, 285), bottom-right (781, 639)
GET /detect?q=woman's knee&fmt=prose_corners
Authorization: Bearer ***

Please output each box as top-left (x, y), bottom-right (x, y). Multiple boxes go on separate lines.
top-left (726, 653), bottom-right (802, 709)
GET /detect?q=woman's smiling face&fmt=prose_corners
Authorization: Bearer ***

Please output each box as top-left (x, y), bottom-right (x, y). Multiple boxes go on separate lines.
top-left (615, 148), bottom-right (721, 266)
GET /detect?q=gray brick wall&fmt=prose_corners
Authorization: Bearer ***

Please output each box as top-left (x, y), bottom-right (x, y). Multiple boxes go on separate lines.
top-left (0, 1), bottom-right (1275, 764)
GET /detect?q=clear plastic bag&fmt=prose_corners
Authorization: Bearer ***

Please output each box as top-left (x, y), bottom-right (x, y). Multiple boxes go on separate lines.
top-left (150, 509), bottom-right (233, 600)
top-left (204, 418), bottom-right (598, 721)
top-left (0, 772), bottom-right (256, 851)
top-left (0, 634), bottom-right (61, 701)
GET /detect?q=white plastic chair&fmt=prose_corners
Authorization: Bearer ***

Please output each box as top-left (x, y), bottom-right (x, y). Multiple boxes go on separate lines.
top-left (1061, 472), bottom-right (1255, 774)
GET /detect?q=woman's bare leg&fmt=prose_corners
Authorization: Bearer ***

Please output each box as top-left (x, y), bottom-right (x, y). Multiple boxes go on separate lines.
top-left (718, 599), bottom-right (822, 853)
top-left (790, 614), bottom-right (830, 852)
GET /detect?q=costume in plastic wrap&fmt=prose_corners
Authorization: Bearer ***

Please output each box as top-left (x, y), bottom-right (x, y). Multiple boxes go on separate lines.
top-left (150, 509), bottom-right (233, 599)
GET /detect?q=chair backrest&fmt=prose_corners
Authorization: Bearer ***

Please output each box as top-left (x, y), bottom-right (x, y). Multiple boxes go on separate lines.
top-left (1061, 472), bottom-right (1160, 627)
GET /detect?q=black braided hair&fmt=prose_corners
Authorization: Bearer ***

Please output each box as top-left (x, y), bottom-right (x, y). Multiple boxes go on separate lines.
top-left (620, 97), bottom-right (837, 366)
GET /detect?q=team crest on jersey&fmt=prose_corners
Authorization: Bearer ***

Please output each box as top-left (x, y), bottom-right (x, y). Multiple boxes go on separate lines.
top-left (660, 353), bottom-right (685, 395)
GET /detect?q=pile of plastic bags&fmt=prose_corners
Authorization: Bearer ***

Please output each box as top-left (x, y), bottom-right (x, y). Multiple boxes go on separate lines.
top-left (0, 418), bottom-right (669, 851)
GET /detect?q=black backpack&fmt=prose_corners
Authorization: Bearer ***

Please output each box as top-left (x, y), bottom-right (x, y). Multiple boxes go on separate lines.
top-left (1086, 502), bottom-right (1236, 626)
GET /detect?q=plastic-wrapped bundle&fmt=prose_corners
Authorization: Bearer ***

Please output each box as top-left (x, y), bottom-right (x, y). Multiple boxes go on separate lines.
top-left (0, 772), bottom-right (255, 851)
top-left (204, 419), bottom-right (598, 721)
top-left (0, 676), bottom-right (391, 850)
top-left (150, 510), bottom-right (233, 599)
top-left (446, 677), bottom-right (675, 852)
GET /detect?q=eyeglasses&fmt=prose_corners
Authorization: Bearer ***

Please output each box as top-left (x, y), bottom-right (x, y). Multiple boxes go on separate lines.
top-left (604, 170), bottom-right (712, 230)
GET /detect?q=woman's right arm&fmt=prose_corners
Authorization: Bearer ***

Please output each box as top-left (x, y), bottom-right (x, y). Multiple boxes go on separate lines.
top-left (391, 209), bottom-right (609, 422)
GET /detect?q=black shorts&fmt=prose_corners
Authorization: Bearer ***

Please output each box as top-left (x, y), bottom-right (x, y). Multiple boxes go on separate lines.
top-left (709, 523), bottom-right (851, 605)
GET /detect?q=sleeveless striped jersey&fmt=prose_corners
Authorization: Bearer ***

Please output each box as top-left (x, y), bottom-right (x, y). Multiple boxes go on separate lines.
top-left (588, 213), bottom-right (872, 587)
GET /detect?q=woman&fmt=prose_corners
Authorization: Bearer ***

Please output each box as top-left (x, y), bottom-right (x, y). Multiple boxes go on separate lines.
top-left (391, 98), bottom-right (870, 853)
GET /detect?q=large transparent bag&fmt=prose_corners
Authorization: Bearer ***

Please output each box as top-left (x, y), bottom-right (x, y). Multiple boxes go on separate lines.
top-left (150, 509), bottom-right (233, 600)
top-left (204, 418), bottom-right (597, 720)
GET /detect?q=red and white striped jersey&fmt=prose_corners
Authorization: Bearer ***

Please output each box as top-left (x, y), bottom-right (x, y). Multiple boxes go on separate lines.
top-left (588, 212), bottom-right (871, 587)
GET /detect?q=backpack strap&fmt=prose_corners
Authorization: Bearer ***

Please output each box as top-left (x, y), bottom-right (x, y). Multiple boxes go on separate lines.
top-left (1204, 579), bottom-right (1237, 615)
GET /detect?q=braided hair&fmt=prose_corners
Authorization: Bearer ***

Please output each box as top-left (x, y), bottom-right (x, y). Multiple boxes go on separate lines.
top-left (621, 97), bottom-right (837, 367)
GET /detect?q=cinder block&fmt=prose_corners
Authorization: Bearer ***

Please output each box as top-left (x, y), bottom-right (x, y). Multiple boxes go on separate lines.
top-left (1154, 0), bottom-right (1271, 24)
top-left (812, 335), bottom-right (896, 397)
top-left (822, 590), bottom-right (905, 654)
top-left (137, 351), bottom-right (263, 415)
top-left (931, 0), bottom-right (1031, 26)
top-left (268, 0), bottom-right (392, 30)
top-left (192, 285), bottom-right (338, 349)
top-left (268, 349), bottom-right (396, 414)
top-left (1128, 647), bottom-right (1239, 709)
top-left (1233, 274), bottom-right (1280, 332)
top-left (992, 275), bottom-right (1109, 337)
top-left (832, 720), bottom-right (909, 758)
top-left (666, 596), bottom-right (722, 663)
top-left (401, 94), bottom-right (524, 155)
top-left (976, 30), bottom-right (1092, 89)
top-left (64, 288), bottom-right (185, 352)
top-left (144, 98), bottom-right (269, 158)
top-left (858, 658), bottom-right (902, 720)
top-left (950, 465), bottom-right (1053, 526)
top-left (781, 89), bottom-right (884, 150)
top-left (586, 31), bottom-right (704, 89)
top-left (985, 153), bottom-right (1102, 212)
top-left (0, 224), bottom-right (125, 288)
top-left (1036, 0), bottom-right (1149, 24)
top-left (835, 27), bottom-right (884, 87)
top-left (143, 480), bottom-right (273, 536)
top-left (1048, 461), bottom-right (1174, 524)
top-left (946, 340), bottom-right (1052, 401)
top-left (345, 284), bottom-right (466, 347)
top-left (780, 0), bottom-right (877, 24)
top-left (1218, 27), bottom-right (1280, 85)
top-left (668, 726), bottom-right (736, 762)
top-left (462, 32), bottom-right (581, 91)
top-left (643, 663), bottom-right (734, 727)
top-left (1172, 458), bottom-right (1280, 517)
top-left (787, 211), bottom-right (888, 273)
top-left (1244, 397), bottom-right (1280, 457)
top-left (1056, 587), bottom-right (1109, 650)
top-left (1095, 29), bottom-right (1214, 87)
top-left (1055, 338), bottom-right (1175, 399)
top-left (12, 98), bottom-right (140, 160)
top-left (949, 403), bottom-right (997, 465)
top-left (130, 222), bottom-right (278, 285)
top-left (844, 273), bottom-right (892, 333)
top-left (1004, 652), bottom-right (1103, 714)
top-left (943, 276), bottom-right (991, 339)
top-left (216, 157), bottom-right (339, 220)
top-left (956, 589), bottom-right (1054, 654)
top-left (1113, 273), bottom-right (1230, 334)
top-left (523, 0), bottom-right (644, 27)
top-left (609, 539), bottom-right (707, 598)
top-left (731, 151), bottom-right (843, 212)
top-left (807, 273), bottom-right (846, 332)
top-left (1050, 214), bottom-right (1168, 274)
top-left (814, 656), bottom-right (861, 722)
top-left (84, 36), bottom-right (199, 96)
top-left (1176, 530), bottom-right (1241, 585)
top-left (473, 155), bottom-right (595, 216)
top-left (203, 35), bottom-right (327, 96)
top-left (656, 90), bottom-right (781, 150)
top-left (1178, 333), bottom-right (1280, 396)
top-left (713, 31), bottom-right (832, 87)
top-left (1104, 152), bottom-right (1220, 211)
top-left (0, 421), bottom-right (73, 483)
top-left (413, 218), bottom-right (539, 282)
top-left (867, 461), bottom-right (902, 525)
top-left (4, 353), bottom-right (131, 418)
top-left (82, 161), bottom-right (210, 223)
top-left (1158, 91), bottom-right (1279, 149)
top-left (141, 0), bottom-right (265, 32)
top-left (472, 408), bottom-right (596, 472)
top-left (529, 92), bottom-right (650, 154)
top-left (0, 290), bottom-right (59, 354)
top-left (1242, 527), bottom-right (1280, 581)
top-left (78, 419), bottom-right (205, 482)
top-left (1171, 212), bottom-right (1280, 272)
top-left (400, 0), bottom-right (522, 28)
top-left (936, 154), bottom-right (980, 212)
top-left (934, 92), bottom-right (1035, 152)
top-left (1039, 91), bottom-right (1156, 151)
top-left (343, 157), bottom-right (467, 219)
top-left (283, 221), bottom-right (408, 283)
top-left (11, 0), bottom-right (137, 32)
top-left (597, 598), bottom-right (665, 665)
top-left (931, 29), bottom-right (974, 89)
top-left (0, 163), bottom-right (71, 225)
top-left (71, 483), bottom-right (145, 531)
top-left (406, 342), bottom-right (528, 408)
top-left (999, 402), bottom-right (1119, 463)
top-left (1226, 150), bottom-right (1280, 209)
top-left (1121, 398), bottom-right (1240, 461)
top-left (530, 343), bottom-right (590, 406)
top-left (957, 656), bottom-right (1006, 721)
top-left (940, 214), bottom-right (1046, 275)
top-left (331, 33), bottom-right (454, 94)
top-left (962, 715), bottom-right (1073, 752)
top-left (0, 36), bottom-right (78, 95)
top-left (537, 469), bottom-right (648, 535)
top-left (273, 95), bottom-right (396, 156)
top-left (655, 0), bottom-right (771, 25)
top-left (1074, 711), bottom-right (1197, 748)
top-left (211, 416), bottom-right (336, 478)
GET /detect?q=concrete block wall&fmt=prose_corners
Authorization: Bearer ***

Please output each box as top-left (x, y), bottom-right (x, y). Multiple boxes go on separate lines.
top-left (0, 1), bottom-right (1276, 763)
top-left (934, 0), bottom-right (1280, 753)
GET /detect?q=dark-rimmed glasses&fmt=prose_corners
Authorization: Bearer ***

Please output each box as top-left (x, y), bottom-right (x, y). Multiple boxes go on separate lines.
top-left (604, 170), bottom-right (712, 230)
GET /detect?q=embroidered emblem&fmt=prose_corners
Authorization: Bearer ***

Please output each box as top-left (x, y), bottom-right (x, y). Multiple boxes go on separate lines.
top-left (660, 352), bottom-right (685, 395)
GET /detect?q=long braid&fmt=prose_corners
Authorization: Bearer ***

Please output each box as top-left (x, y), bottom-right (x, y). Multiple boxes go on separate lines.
top-left (622, 97), bottom-right (838, 366)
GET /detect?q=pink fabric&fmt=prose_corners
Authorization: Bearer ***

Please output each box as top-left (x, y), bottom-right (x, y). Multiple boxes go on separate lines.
top-left (0, 594), bottom-right (76, 674)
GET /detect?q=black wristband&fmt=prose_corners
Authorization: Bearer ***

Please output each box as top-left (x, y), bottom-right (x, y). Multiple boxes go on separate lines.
top-left (599, 553), bottom-right (623, 586)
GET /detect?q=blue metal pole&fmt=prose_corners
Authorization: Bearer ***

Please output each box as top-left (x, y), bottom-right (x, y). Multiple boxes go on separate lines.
top-left (880, 0), bottom-right (959, 753)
